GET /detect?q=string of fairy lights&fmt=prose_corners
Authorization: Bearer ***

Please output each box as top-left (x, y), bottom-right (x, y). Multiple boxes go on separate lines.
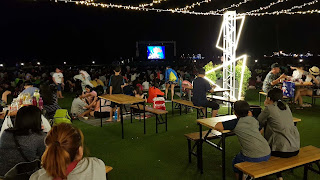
top-left (57, 0), bottom-right (320, 16)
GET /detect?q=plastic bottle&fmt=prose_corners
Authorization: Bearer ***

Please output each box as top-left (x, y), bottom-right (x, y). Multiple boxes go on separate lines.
top-left (32, 97), bottom-right (37, 106)
top-left (38, 97), bottom-right (43, 110)
top-left (33, 90), bottom-right (40, 102)
top-left (114, 108), bottom-right (118, 121)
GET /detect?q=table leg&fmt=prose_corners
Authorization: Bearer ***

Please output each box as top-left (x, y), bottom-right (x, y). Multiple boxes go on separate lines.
top-left (259, 93), bottom-right (261, 106)
top-left (143, 102), bottom-right (146, 134)
top-left (198, 123), bottom-right (203, 174)
top-left (100, 99), bottom-right (102, 127)
top-left (222, 133), bottom-right (226, 180)
top-left (165, 113), bottom-right (167, 131)
top-left (172, 101), bottom-right (174, 116)
top-left (120, 105), bottom-right (124, 139)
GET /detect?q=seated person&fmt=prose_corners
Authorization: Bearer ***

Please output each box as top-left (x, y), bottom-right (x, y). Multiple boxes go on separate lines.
top-left (258, 88), bottom-right (300, 180)
top-left (262, 63), bottom-right (287, 93)
top-left (215, 101), bottom-right (271, 179)
top-left (258, 88), bottom-right (300, 156)
top-left (30, 123), bottom-right (106, 180)
top-left (147, 83), bottom-right (164, 103)
top-left (81, 85), bottom-right (97, 105)
top-left (89, 89), bottom-right (112, 121)
top-left (134, 86), bottom-right (146, 100)
top-left (40, 84), bottom-right (61, 119)
top-left (295, 66), bottom-right (320, 108)
top-left (142, 79), bottom-right (150, 91)
top-left (20, 81), bottom-right (39, 96)
top-left (0, 106), bottom-right (46, 177)
top-left (71, 91), bottom-right (92, 117)
top-left (192, 68), bottom-right (219, 117)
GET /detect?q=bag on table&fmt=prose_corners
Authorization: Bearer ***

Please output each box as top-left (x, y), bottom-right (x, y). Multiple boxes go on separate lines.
top-left (282, 81), bottom-right (295, 98)
top-left (153, 97), bottom-right (166, 110)
top-left (53, 109), bottom-right (72, 125)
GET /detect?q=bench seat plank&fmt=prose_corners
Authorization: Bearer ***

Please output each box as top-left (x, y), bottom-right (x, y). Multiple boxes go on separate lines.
top-left (105, 166), bottom-right (113, 173)
top-left (172, 99), bottom-right (203, 109)
top-left (131, 104), bottom-right (168, 115)
top-left (184, 130), bottom-right (222, 141)
top-left (207, 95), bottom-right (237, 103)
top-left (235, 146), bottom-right (320, 178)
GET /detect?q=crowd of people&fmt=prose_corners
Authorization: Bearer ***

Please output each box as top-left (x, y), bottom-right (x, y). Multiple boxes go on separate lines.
top-left (0, 61), bottom-right (318, 179)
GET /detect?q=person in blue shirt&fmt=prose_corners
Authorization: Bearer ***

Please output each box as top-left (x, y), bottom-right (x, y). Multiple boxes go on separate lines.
top-left (165, 66), bottom-right (178, 100)
top-left (20, 81), bottom-right (39, 96)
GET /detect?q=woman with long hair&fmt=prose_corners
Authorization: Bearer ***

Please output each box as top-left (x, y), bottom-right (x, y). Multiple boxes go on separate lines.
top-left (30, 123), bottom-right (106, 180)
top-left (0, 106), bottom-right (46, 176)
top-left (40, 84), bottom-right (61, 119)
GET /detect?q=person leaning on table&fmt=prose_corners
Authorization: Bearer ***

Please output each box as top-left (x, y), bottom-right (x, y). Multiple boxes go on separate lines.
top-left (214, 101), bottom-right (271, 179)
top-left (262, 63), bottom-right (287, 93)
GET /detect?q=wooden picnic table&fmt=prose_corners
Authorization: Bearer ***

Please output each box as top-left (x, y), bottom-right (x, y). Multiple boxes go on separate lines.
top-left (99, 94), bottom-right (146, 139)
top-left (197, 115), bottom-right (301, 180)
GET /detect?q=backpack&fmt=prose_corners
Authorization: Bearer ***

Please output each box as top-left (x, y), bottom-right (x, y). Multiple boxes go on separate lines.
top-left (169, 72), bottom-right (177, 82)
top-left (153, 97), bottom-right (166, 110)
top-left (53, 109), bottom-right (72, 125)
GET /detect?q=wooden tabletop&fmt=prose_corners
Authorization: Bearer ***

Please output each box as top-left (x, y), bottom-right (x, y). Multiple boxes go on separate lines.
top-left (198, 115), bottom-right (302, 134)
top-left (207, 95), bottom-right (237, 103)
top-left (99, 94), bottom-right (145, 104)
top-left (213, 88), bottom-right (231, 93)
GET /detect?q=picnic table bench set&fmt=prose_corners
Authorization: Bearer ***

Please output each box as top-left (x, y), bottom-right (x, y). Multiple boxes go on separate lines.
top-left (98, 89), bottom-right (320, 180)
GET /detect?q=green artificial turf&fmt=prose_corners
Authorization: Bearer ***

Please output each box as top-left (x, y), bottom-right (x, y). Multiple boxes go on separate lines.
top-left (58, 90), bottom-right (320, 180)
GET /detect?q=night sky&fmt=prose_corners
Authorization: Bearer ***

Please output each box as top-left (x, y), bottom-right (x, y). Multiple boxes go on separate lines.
top-left (1, 0), bottom-right (320, 64)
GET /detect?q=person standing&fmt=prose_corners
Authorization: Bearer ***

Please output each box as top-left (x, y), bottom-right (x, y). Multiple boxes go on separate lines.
top-left (108, 66), bottom-right (126, 122)
top-left (165, 66), bottom-right (178, 100)
top-left (262, 63), bottom-right (287, 93)
top-left (52, 68), bottom-right (64, 98)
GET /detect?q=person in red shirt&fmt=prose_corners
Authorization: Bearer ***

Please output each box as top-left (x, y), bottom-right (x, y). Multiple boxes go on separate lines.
top-left (147, 83), bottom-right (164, 103)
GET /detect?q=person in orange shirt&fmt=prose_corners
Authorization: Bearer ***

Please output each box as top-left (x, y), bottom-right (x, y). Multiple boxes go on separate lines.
top-left (147, 83), bottom-right (164, 103)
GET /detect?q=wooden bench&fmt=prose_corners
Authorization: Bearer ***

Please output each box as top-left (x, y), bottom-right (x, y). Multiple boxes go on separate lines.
top-left (172, 99), bottom-right (207, 118)
top-left (105, 166), bottom-right (113, 180)
top-left (130, 104), bottom-right (168, 133)
top-left (184, 130), bottom-right (221, 165)
top-left (312, 95), bottom-right (320, 105)
top-left (235, 146), bottom-right (320, 180)
top-left (259, 91), bottom-right (290, 106)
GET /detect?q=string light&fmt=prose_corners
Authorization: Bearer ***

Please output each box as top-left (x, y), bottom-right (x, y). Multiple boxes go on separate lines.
top-left (176, 0), bottom-right (212, 11)
top-left (243, 0), bottom-right (289, 14)
top-left (58, 0), bottom-right (320, 16)
top-left (243, 0), bottom-right (319, 16)
top-left (139, 0), bottom-right (167, 8)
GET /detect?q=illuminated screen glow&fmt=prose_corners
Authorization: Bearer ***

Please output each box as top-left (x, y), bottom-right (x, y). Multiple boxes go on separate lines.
top-left (147, 46), bottom-right (165, 60)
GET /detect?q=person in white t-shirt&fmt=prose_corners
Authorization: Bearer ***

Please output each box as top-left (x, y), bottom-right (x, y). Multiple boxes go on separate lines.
top-left (52, 68), bottom-right (64, 98)
top-left (142, 79), bottom-right (150, 91)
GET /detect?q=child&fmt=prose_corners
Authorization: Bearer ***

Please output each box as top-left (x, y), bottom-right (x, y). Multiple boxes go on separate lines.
top-left (214, 101), bottom-right (271, 179)
top-left (81, 85), bottom-right (97, 105)
top-left (108, 66), bottom-right (126, 122)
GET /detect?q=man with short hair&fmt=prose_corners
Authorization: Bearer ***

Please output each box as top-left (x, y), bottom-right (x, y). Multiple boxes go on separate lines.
top-left (21, 81), bottom-right (39, 96)
top-left (52, 68), bottom-right (64, 98)
top-left (192, 68), bottom-right (219, 117)
top-left (262, 63), bottom-right (287, 93)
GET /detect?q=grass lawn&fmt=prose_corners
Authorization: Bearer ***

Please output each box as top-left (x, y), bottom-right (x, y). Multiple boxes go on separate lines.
top-left (58, 90), bottom-right (320, 180)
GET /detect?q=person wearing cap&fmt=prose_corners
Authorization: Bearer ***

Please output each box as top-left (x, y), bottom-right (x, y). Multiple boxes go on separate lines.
top-left (192, 68), bottom-right (219, 117)
top-left (262, 63), bottom-right (287, 93)
top-left (294, 66), bottom-right (320, 108)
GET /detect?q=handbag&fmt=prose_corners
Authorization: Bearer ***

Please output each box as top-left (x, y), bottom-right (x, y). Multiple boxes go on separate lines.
top-left (4, 133), bottom-right (41, 180)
